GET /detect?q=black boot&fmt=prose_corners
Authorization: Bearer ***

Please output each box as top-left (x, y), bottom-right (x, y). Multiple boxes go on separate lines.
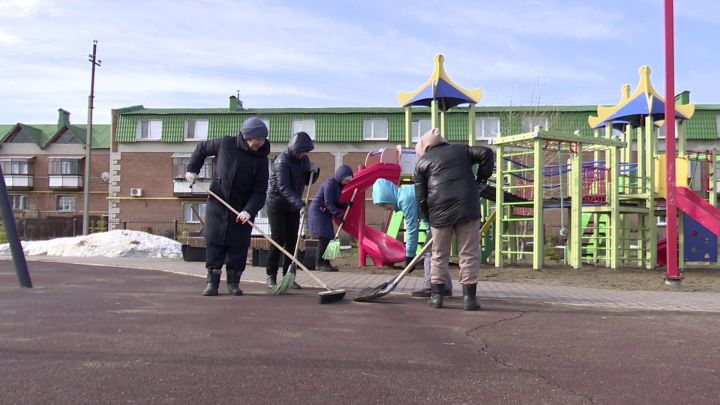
top-left (266, 273), bottom-right (277, 289)
top-left (203, 269), bottom-right (221, 296)
top-left (428, 283), bottom-right (446, 309)
top-left (226, 268), bottom-right (243, 296)
top-left (463, 283), bottom-right (480, 311)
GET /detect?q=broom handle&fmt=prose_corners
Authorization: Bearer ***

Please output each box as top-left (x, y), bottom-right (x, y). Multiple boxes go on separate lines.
top-left (197, 184), bottom-right (334, 291)
top-left (389, 237), bottom-right (434, 287)
top-left (333, 188), bottom-right (359, 239)
top-left (292, 171), bottom-right (315, 258)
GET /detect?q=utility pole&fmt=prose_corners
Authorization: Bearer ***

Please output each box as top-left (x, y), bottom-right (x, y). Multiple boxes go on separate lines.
top-left (83, 40), bottom-right (101, 235)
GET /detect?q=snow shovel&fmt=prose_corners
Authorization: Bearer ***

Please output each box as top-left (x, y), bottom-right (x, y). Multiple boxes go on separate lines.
top-left (354, 237), bottom-right (434, 302)
top-left (322, 188), bottom-right (358, 260)
top-left (272, 171), bottom-right (315, 295)
top-left (198, 184), bottom-right (345, 304)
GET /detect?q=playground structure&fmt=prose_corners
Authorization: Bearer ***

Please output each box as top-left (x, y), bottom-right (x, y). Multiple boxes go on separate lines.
top-left (336, 56), bottom-right (720, 273)
top-left (492, 65), bottom-right (720, 271)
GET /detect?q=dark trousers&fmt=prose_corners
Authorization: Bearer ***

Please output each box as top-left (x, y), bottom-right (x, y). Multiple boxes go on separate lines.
top-left (316, 237), bottom-right (331, 267)
top-left (266, 205), bottom-right (300, 275)
top-left (205, 223), bottom-right (252, 273)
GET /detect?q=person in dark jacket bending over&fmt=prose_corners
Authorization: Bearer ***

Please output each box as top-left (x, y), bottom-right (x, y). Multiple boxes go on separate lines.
top-left (185, 117), bottom-right (270, 296)
top-left (265, 131), bottom-right (320, 288)
top-left (414, 128), bottom-right (494, 310)
top-left (308, 164), bottom-right (354, 272)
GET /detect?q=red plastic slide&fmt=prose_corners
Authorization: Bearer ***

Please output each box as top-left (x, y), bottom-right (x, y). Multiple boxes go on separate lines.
top-left (336, 163), bottom-right (406, 267)
top-left (674, 186), bottom-right (720, 236)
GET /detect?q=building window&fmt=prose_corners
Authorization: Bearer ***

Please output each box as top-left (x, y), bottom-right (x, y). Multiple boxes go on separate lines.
top-left (184, 120), bottom-right (209, 140)
top-left (292, 119), bottom-right (315, 140)
top-left (658, 121), bottom-right (679, 140)
top-left (183, 202), bottom-right (207, 223)
top-left (411, 119), bottom-right (432, 142)
top-left (475, 117), bottom-right (500, 140)
top-left (363, 119), bottom-right (389, 140)
top-left (522, 116), bottom-right (549, 132)
top-left (0, 159), bottom-right (30, 174)
top-left (10, 194), bottom-right (27, 210)
top-left (57, 195), bottom-right (76, 212)
top-left (137, 120), bottom-right (162, 140)
top-left (716, 115), bottom-right (720, 138)
top-left (49, 158), bottom-right (81, 175)
top-left (172, 157), bottom-right (214, 179)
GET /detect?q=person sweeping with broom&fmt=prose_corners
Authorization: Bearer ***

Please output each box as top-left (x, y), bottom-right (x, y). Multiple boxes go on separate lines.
top-left (308, 164), bottom-right (354, 272)
top-left (264, 131), bottom-right (320, 289)
top-left (185, 117), bottom-right (270, 296)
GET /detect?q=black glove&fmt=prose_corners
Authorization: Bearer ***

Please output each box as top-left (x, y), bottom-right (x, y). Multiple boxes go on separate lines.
top-left (334, 213), bottom-right (345, 224)
top-left (405, 256), bottom-right (416, 273)
top-left (346, 201), bottom-right (353, 208)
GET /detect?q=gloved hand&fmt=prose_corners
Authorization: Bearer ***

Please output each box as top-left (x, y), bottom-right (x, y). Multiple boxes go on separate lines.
top-left (405, 256), bottom-right (416, 273)
top-left (185, 172), bottom-right (198, 186)
top-left (236, 211), bottom-right (251, 224)
top-left (334, 213), bottom-right (345, 224)
top-left (346, 200), bottom-right (353, 208)
top-left (309, 161), bottom-right (320, 179)
top-left (299, 206), bottom-right (307, 217)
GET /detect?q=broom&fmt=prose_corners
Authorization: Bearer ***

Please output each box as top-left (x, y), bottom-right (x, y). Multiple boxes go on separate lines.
top-left (354, 237), bottom-right (433, 302)
top-left (197, 184), bottom-right (346, 304)
top-left (322, 188), bottom-right (358, 260)
top-left (271, 172), bottom-right (314, 295)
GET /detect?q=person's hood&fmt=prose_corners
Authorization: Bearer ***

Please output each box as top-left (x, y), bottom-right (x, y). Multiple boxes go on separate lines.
top-left (334, 164), bottom-right (354, 182)
top-left (415, 128), bottom-right (447, 157)
top-left (287, 131), bottom-right (315, 156)
top-left (372, 179), bottom-right (399, 210)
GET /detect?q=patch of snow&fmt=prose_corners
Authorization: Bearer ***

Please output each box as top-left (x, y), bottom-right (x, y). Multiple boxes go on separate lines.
top-left (0, 230), bottom-right (182, 258)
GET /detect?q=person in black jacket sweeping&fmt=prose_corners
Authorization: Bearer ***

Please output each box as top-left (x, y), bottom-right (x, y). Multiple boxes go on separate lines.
top-left (185, 117), bottom-right (270, 296)
top-left (414, 128), bottom-right (494, 311)
top-left (264, 131), bottom-right (320, 288)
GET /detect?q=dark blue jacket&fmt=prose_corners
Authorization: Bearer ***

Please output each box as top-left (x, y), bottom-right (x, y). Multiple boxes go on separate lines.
top-left (187, 135), bottom-right (270, 244)
top-left (266, 131), bottom-right (317, 212)
top-left (308, 164), bottom-right (353, 240)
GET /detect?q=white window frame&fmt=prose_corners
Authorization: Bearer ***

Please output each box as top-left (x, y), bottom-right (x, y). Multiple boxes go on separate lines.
top-left (10, 194), bottom-right (27, 210)
top-left (183, 202), bottom-right (207, 223)
top-left (411, 119), bottom-right (432, 142)
top-left (292, 119), bottom-right (315, 140)
top-left (522, 116), bottom-right (549, 132)
top-left (363, 119), bottom-right (389, 140)
top-left (475, 117), bottom-right (500, 140)
top-left (57, 195), bottom-right (76, 212)
top-left (716, 114), bottom-right (720, 138)
top-left (184, 120), bottom-right (209, 140)
top-left (136, 120), bottom-right (163, 140)
top-left (658, 121), bottom-right (679, 140)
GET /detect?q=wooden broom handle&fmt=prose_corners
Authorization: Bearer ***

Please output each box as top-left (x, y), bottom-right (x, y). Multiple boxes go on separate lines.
top-left (292, 171), bottom-right (315, 258)
top-left (333, 188), bottom-right (359, 239)
top-left (196, 184), bottom-right (334, 291)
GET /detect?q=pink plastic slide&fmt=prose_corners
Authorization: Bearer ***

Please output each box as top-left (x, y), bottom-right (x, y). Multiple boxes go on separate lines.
top-left (336, 163), bottom-right (406, 267)
top-left (674, 186), bottom-right (720, 236)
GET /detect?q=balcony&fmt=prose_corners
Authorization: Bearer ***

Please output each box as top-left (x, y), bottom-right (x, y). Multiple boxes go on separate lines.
top-left (49, 175), bottom-right (84, 190)
top-left (4, 174), bottom-right (34, 190)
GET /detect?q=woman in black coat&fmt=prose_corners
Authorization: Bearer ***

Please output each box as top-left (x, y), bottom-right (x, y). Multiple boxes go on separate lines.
top-left (264, 131), bottom-right (319, 288)
top-left (186, 117), bottom-right (270, 297)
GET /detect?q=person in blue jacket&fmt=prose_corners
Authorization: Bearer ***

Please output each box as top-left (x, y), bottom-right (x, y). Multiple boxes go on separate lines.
top-left (308, 164), bottom-right (354, 271)
top-left (264, 131), bottom-right (320, 288)
top-left (372, 179), bottom-right (452, 297)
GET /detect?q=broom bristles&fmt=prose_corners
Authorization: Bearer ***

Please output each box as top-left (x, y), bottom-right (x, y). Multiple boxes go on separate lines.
top-left (322, 239), bottom-right (341, 260)
top-left (270, 271), bottom-right (296, 295)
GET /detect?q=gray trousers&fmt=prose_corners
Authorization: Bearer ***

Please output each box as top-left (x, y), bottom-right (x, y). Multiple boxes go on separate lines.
top-left (430, 218), bottom-right (482, 286)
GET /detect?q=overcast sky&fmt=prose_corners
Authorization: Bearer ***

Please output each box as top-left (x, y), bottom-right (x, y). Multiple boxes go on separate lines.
top-left (1, 0), bottom-right (719, 124)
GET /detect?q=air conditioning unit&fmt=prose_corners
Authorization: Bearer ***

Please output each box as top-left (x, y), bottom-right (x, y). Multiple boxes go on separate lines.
top-left (130, 188), bottom-right (143, 197)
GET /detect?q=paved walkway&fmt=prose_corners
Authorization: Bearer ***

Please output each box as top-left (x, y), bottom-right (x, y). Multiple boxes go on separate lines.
top-left (7, 255), bottom-right (720, 313)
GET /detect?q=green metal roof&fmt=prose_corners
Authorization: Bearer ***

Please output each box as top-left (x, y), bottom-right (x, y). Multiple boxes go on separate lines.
top-left (0, 122), bottom-right (110, 149)
top-left (113, 104), bottom-right (719, 143)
